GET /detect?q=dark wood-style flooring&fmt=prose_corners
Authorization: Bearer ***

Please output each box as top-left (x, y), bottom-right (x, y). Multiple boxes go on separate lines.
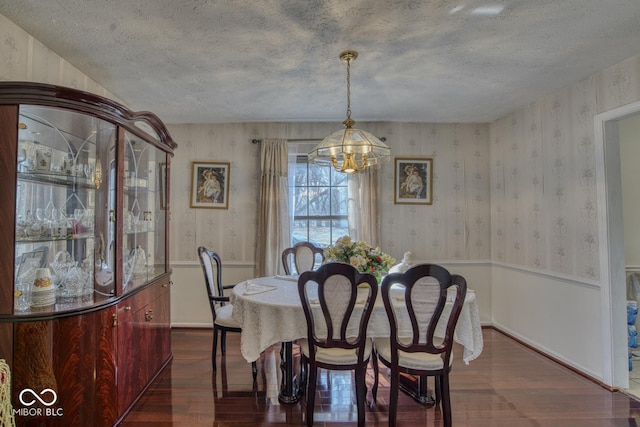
top-left (120, 328), bottom-right (640, 426)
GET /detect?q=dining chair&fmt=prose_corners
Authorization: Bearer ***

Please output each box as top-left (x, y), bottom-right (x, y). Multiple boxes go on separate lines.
top-left (197, 246), bottom-right (257, 381)
top-left (371, 264), bottom-right (467, 427)
top-left (297, 262), bottom-right (378, 427)
top-left (281, 241), bottom-right (325, 276)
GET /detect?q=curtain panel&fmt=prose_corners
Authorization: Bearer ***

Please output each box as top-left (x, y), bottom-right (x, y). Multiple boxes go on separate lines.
top-left (347, 169), bottom-right (381, 248)
top-left (256, 139), bottom-right (290, 277)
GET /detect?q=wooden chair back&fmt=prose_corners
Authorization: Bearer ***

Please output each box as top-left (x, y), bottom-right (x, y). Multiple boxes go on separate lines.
top-left (282, 241), bottom-right (324, 275)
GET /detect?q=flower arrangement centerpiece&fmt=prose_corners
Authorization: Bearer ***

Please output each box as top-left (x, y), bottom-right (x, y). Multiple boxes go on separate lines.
top-left (323, 236), bottom-right (395, 283)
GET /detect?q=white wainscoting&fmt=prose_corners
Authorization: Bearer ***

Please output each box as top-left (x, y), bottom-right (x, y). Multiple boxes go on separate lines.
top-left (170, 261), bottom-right (257, 328)
top-left (491, 262), bottom-right (604, 381)
top-left (431, 261), bottom-right (493, 326)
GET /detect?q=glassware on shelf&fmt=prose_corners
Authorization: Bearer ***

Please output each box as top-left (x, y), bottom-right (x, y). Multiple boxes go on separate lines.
top-left (84, 162), bottom-right (95, 181)
top-left (24, 210), bottom-right (44, 239)
top-left (14, 277), bottom-right (32, 311)
top-left (35, 208), bottom-right (46, 223)
top-left (74, 163), bottom-right (83, 177)
top-left (60, 265), bottom-right (91, 298)
top-left (49, 149), bottom-right (68, 174)
top-left (83, 208), bottom-right (94, 232)
top-left (53, 251), bottom-right (92, 299)
top-left (17, 139), bottom-right (37, 172)
top-left (127, 246), bottom-right (148, 275)
top-left (49, 208), bottom-right (64, 238)
top-left (70, 207), bottom-right (94, 233)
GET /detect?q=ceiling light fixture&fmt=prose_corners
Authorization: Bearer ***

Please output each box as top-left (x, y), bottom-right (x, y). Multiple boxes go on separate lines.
top-left (308, 50), bottom-right (391, 174)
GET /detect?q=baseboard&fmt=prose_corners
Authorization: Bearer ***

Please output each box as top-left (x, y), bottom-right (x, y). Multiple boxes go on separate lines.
top-left (488, 325), bottom-right (616, 392)
top-left (171, 322), bottom-right (212, 329)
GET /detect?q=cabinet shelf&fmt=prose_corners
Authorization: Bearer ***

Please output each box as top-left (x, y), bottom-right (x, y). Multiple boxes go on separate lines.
top-left (16, 231), bottom-right (95, 244)
top-left (17, 170), bottom-right (97, 189)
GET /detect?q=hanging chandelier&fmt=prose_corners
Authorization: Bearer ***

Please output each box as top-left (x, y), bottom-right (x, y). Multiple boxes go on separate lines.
top-left (308, 51), bottom-right (391, 174)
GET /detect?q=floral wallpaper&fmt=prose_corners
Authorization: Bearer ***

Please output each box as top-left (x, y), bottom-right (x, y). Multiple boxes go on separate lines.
top-left (491, 54), bottom-right (640, 282)
top-left (167, 121), bottom-right (491, 264)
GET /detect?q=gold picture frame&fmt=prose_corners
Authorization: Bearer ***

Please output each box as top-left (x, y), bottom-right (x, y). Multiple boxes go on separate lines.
top-left (394, 157), bottom-right (433, 205)
top-left (190, 161), bottom-right (230, 209)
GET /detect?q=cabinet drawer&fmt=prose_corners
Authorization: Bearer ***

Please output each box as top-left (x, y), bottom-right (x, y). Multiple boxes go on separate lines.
top-left (116, 279), bottom-right (171, 413)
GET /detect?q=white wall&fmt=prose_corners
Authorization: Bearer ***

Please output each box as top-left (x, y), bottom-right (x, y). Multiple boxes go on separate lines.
top-left (491, 264), bottom-right (603, 377)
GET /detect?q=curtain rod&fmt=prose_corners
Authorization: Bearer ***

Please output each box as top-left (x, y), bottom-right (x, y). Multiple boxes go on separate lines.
top-left (251, 138), bottom-right (323, 144)
top-left (251, 136), bottom-right (386, 144)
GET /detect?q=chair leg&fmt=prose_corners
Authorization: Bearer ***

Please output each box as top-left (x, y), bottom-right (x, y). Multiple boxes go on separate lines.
top-left (389, 370), bottom-right (399, 427)
top-left (251, 361), bottom-right (258, 382)
top-left (300, 354), bottom-right (308, 395)
top-left (435, 375), bottom-right (442, 405)
top-left (221, 329), bottom-right (227, 355)
top-left (212, 326), bottom-right (218, 370)
top-left (355, 366), bottom-right (367, 427)
top-left (371, 351), bottom-right (379, 404)
top-left (441, 374), bottom-right (452, 427)
top-left (305, 364), bottom-right (317, 427)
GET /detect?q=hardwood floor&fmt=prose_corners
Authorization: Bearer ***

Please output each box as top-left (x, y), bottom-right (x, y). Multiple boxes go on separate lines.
top-left (120, 328), bottom-right (640, 426)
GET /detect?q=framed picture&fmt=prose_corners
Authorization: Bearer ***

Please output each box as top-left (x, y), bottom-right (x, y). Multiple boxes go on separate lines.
top-left (190, 161), bottom-right (230, 209)
top-left (394, 157), bottom-right (433, 205)
top-left (159, 162), bottom-right (167, 210)
top-left (16, 246), bottom-right (49, 279)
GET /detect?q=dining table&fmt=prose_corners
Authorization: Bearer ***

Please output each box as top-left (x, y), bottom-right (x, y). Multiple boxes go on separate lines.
top-left (230, 275), bottom-right (483, 404)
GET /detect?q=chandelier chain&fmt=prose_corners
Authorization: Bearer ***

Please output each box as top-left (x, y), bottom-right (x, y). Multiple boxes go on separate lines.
top-left (346, 56), bottom-right (351, 120)
top-left (307, 50), bottom-right (390, 174)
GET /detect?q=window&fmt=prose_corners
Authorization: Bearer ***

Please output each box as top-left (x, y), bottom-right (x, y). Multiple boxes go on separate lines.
top-left (289, 155), bottom-right (348, 248)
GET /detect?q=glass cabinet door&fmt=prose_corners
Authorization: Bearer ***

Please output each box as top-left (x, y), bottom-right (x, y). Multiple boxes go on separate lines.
top-left (121, 130), bottom-right (166, 291)
top-left (14, 105), bottom-right (116, 313)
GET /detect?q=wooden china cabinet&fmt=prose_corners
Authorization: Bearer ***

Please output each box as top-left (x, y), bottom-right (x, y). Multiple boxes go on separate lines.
top-left (0, 82), bottom-right (177, 426)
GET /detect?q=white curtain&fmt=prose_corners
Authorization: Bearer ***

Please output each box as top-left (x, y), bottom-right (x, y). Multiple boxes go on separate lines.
top-left (347, 169), bottom-right (381, 248)
top-left (256, 139), bottom-right (289, 277)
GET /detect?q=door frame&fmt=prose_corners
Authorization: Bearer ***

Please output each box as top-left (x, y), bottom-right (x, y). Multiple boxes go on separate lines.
top-left (595, 99), bottom-right (640, 388)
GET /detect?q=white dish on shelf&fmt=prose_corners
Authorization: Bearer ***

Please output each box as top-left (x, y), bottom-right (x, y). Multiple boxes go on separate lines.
top-left (31, 286), bottom-right (56, 307)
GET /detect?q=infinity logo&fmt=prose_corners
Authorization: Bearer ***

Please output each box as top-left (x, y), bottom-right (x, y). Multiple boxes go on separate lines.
top-left (18, 388), bottom-right (57, 407)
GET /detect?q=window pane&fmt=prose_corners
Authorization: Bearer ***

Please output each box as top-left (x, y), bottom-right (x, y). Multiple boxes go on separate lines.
top-left (331, 187), bottom-right (347, 215)
top-left (310, 222), bottom-right (331, 248)
top-left (288, 149), bottom-right (349, 250)
top-left (331, 219), bottom-right (349, 244)
top-left (331, 167), bottom-right (347, 186)
top-left (308, 186), bottom-right (331, 216)
top-left (294, 158), bottom-right (307, 186)
top-left (308, 163), bottom-right (330, 186)
top-left (292, 220), bottom-right (309, 245)
top-left (293, 187), bottom-right (309, 217)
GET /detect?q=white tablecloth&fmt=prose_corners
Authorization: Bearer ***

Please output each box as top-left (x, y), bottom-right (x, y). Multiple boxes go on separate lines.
top-left (231, 275), bottom-right (483, 364)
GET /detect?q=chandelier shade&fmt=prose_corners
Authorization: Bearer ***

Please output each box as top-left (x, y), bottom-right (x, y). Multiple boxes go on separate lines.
top-left (308, 51), bottom-right (390, 174)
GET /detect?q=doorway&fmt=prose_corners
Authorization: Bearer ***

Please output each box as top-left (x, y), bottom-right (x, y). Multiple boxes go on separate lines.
top-left (619, 113), bottom-right (640, 398)
top-left (595, 100), bottom-right (640, 395)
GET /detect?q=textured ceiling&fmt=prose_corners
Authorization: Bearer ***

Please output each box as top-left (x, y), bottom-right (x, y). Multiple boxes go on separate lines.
top-left (2, 0), bottom-right (640, 124)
